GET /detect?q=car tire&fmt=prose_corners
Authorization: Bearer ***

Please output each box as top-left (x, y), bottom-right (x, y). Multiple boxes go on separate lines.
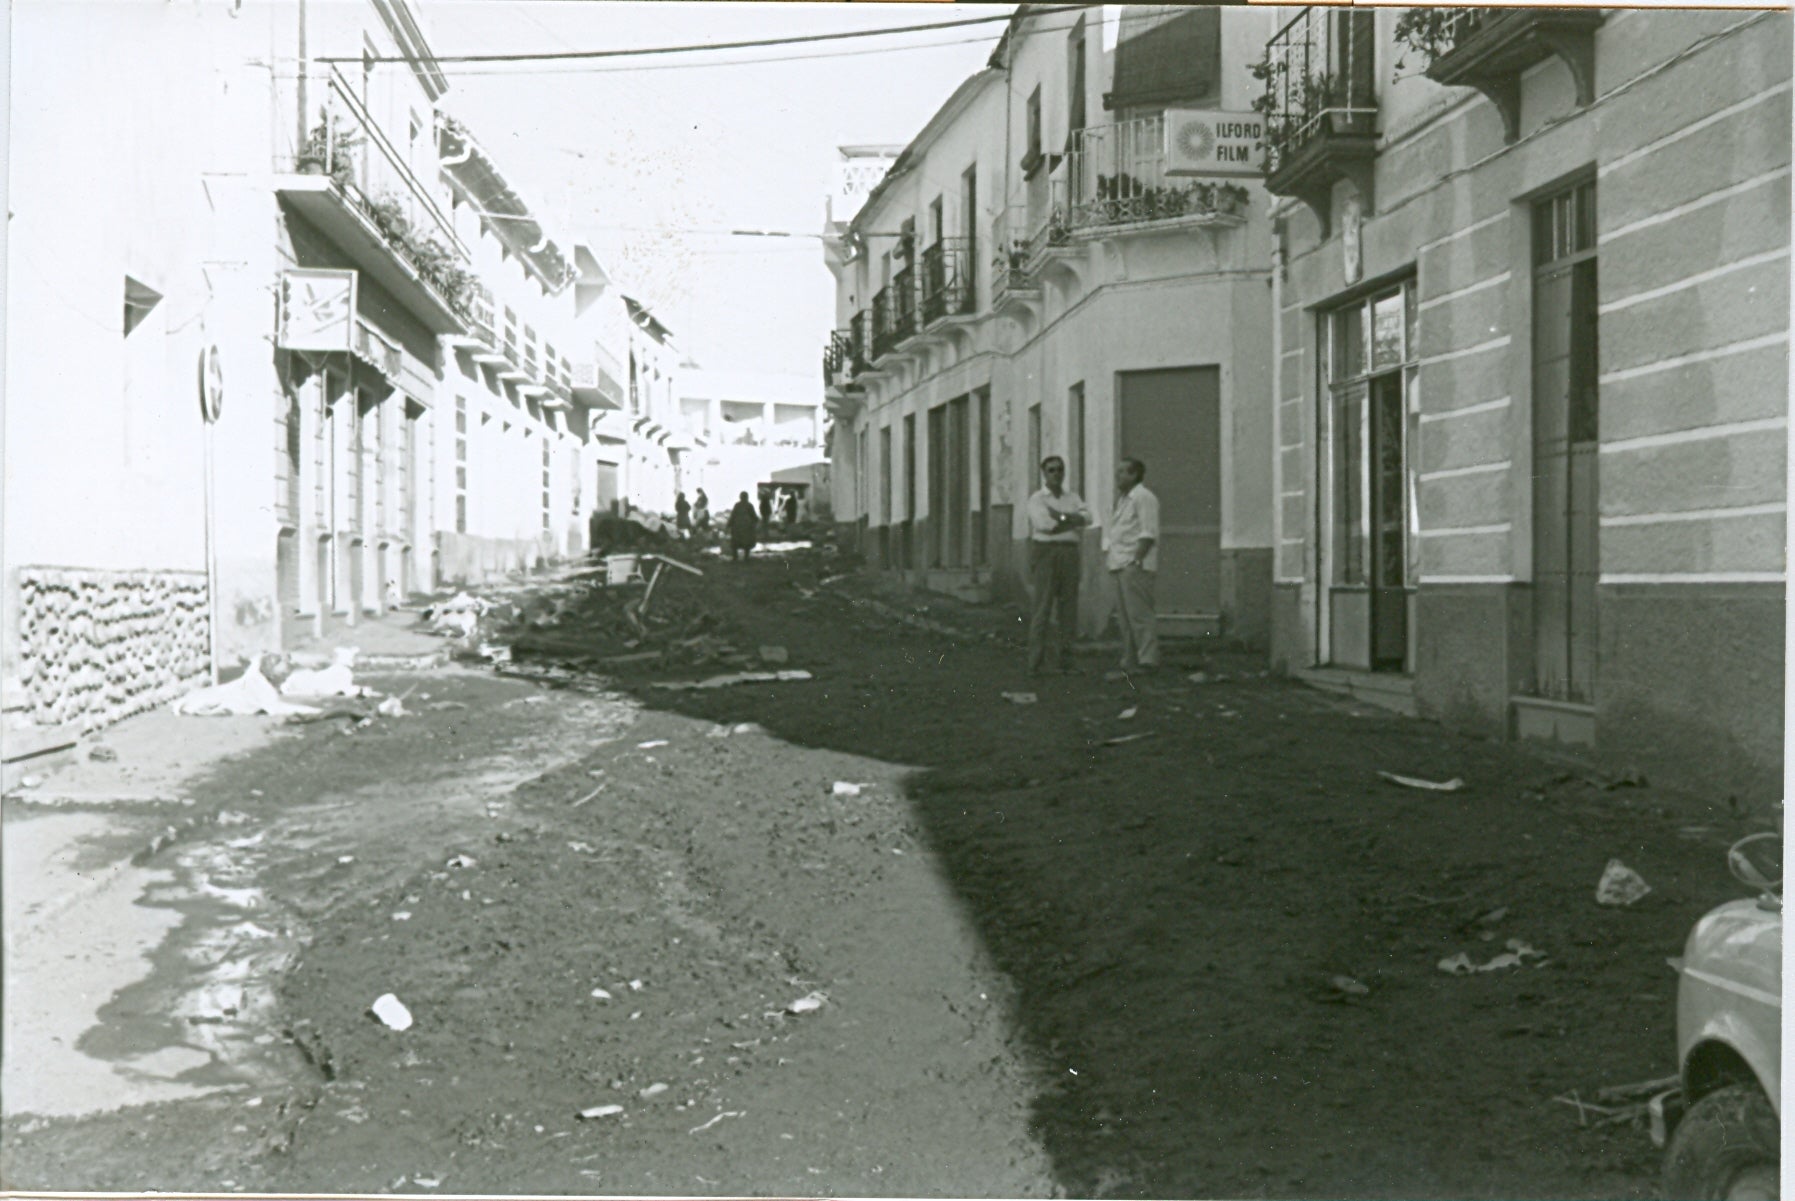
top-left (1663, 1082), bottom-right (1780, 1200)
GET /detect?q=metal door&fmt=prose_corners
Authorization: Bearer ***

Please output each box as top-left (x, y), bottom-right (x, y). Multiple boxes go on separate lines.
top-left (928, 405), bottom-right (948, 566)
top-left (948, 396), bottom-right (971, 566)
top-left (1116, 366), bottom-right (1220, 617)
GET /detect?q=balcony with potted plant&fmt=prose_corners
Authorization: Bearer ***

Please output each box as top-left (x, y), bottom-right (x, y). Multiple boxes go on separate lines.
top-left (1397, 8), bottom-right (1604, 144)
top-left (1257, 7), bottom-right (1380, 236)
top-left (280, 69), bottom-right (473, 334)
top-left (1064, 116), bottom-right (1254, 237)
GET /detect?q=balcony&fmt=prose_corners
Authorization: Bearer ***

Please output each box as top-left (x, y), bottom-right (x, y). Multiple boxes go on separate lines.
top-left (919, 238), bottom-right (978, 327)
top-left (847, 310), bottom-right (874, 378)
top-left (991, 207), bottom-right (1045, 309)
top-left (571, 341), bottom-right (626, 410)
top-left (1065, 117), bottom-right (1253, 234)
top-left (870, 288), bottom-right (896, 360)
top-left (1405, 8), bottom-right (1604, 143)
top-left (891, 263), bottom-right (919, 347)
top-left (1260, 7), bottom-right (1379, 236)
top-left (276, 67), bottom-right (472, 334)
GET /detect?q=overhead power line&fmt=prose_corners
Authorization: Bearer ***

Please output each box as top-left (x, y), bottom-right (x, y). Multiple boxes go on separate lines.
top-left (321, 5), bottom-right (1090, 65)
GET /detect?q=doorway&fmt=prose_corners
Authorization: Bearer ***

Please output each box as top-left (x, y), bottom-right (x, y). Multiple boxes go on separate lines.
top-left (1320, 283), bottom-right (1417, 671)
top-left (1116, 366), bottom-right (1220, 621)
top-left (1530, 180), bottom-right (1599, 703)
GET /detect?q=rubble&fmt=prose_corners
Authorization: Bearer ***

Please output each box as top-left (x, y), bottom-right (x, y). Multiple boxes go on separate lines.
top-left (172, 664), bottom-right (320, 718)
top-left (1596, 860), bottom-right (1651, 906)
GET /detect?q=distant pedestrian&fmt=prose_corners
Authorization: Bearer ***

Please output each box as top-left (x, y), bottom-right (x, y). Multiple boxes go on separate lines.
top-left (1103, 457), bottom-right (1160, 674)
top-left (728, 491), bottom-right (760, 561)
top-left (675, 491), bottom-right (692, 539)
top-left (1024, 455), bottom-right (1090, 676)
top-left (759, 490), bottom-right (773, 529)
top-left (692, 489), bottom-right (711, 538)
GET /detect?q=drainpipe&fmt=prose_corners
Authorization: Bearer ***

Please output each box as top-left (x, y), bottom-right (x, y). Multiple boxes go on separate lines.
top-left (1268, 217), bottom-right (1284, 668)
top-left (296, 0), bottom-right (309, 152)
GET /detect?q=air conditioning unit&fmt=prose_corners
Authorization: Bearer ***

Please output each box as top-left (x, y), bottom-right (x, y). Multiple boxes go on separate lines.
top-left (1164, 109), bottom-right (1265, 178)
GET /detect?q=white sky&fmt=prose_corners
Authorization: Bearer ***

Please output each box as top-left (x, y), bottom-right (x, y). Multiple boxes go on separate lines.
top-left (418, 2), bottom-right (1015, 379)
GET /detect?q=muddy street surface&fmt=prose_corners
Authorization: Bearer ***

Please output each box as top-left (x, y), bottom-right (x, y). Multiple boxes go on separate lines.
top-left (2, 546), bottom-right (1767, 1198)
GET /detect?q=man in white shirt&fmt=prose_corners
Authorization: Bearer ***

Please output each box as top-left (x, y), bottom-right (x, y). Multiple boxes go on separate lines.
top-left (1024, 455), bottom-right (1091, 675)
top-left (1102, 457), bottom-right (1160, 672)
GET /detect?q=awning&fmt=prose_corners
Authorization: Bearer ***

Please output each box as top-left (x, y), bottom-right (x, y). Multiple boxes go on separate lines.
top-left (1104, 7), bottom-right (1222, 113)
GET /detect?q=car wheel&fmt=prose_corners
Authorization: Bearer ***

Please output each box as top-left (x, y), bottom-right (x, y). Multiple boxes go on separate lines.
top-left (1663, 1082), bottom-right (1780, 1200)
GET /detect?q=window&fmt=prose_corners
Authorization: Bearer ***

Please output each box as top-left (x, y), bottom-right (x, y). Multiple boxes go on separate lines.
top-left (454, 395), bottom-right (468, 534)
top-left (1068, 382), bottom-right (1086, 497)
top-left (929, 197), bottom-right (944, 245)
top-left (542, 439), bottom-right (552, 532)
top-left (1024, 86), bottom-right (1044, 174)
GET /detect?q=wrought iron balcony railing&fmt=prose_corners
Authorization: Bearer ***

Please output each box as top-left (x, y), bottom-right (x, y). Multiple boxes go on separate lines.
top-left (870, 289), bottom-right (895, 360)
top-left (849, 310), bottom-right (872, 373)
top-left (1065, 118), bottom-right (1253, 232)
top-left (1261, 7), bottom-right (1379, 176)
top-left (920, 238), bottom-right (976, 325)
top-left (891, 264), bottom-right (918, 345)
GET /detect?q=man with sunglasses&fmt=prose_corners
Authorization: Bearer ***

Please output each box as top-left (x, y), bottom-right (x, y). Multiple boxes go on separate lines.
top-left (1024, 455), bottom-right (1091, 676)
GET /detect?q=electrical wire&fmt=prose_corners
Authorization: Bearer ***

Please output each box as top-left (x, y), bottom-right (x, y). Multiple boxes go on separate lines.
top-left (398, 9), bottom-right (1106, 77)
top-left (322, 6), bottom-right (1081, 65)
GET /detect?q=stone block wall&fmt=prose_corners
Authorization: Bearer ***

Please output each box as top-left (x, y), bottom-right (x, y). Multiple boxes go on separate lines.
top-left (15, 566), bottom-right (211, 730)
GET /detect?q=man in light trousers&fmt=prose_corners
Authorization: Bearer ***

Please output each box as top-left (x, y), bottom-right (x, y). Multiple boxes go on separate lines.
top-left (1103, 457), bottom-right (1160, 674)
top-left (1024, 455), bottom-right (1090, 675)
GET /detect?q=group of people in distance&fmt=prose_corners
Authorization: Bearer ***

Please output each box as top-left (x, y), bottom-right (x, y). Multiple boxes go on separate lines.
top-left (674, 487), bottom-right (784, 562)
top-left (1024, 456), bottom-right (1160, 680)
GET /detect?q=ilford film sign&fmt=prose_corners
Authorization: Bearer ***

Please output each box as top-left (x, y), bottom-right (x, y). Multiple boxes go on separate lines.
top-left (1163, 110), bottom-right (1264, 178)
top-left (277, 268), bottom-right (357, 353)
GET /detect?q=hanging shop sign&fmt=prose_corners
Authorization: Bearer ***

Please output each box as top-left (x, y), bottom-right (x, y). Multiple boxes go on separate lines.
top-left (278, 268), bottom-right (357, 352)
top-left (198, 345), bottom-right (225, 423)
top-left (1164, 109), bottom-right (1265, 178)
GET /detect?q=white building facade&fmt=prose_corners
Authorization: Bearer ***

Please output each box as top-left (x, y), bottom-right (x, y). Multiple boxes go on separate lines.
top-left (3, 0), bottom-right (629, 739)
top-left (824, 5), bottom-right (1279, 640)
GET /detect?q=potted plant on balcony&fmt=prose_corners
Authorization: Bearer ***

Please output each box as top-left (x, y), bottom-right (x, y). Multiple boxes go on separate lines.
top-left (1392, 8), bottom-right (1464, 73)
top-left (297, 122), bottom-right (361, 189)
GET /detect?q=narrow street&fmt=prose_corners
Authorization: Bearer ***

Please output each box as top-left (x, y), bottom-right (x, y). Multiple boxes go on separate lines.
top-left (2, 547), bottom-right (1761, 1199)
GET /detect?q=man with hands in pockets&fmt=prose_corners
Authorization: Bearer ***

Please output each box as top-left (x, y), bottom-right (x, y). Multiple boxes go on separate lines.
top-left (1103, 457), bottom-right (1160, 675)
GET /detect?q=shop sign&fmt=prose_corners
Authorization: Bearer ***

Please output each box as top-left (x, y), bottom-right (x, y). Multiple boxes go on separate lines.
top-left (1164, 109), bottom-right (1264, 178)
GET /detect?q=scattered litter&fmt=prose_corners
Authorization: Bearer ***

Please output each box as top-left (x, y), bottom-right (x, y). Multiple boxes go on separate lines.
top-left (281, 649), bottom-right (372, 699)
top-left (376, 695), bottom-right (407, 718)
top-left (446, 854), bottom-right (477, 869)
top-left (1475, 906), bottom-right (1509, 926)
top-left (831, 781), bottom-right (867, 797)
top-left (1378, 771), bottom-right (1466, 793)
top-left (413, 1178), bottom-right (442, 1189)
top-left (392, 911), bottom-right (411, 921)
top-left (567, 841), bottom-right (595, 854)
top-left (478, 644), bottom-right (513, 665)
top-left (1597, 1074), bottom-right (1681, 1103)
top-left (1117, 707), bottom-right (1138, 720)
top-left (337, 855), bottom-right (355, 865)
top-left (88, 744), bottom-right (118, 763)
top-left (1596, 859), bottom-right (1651, 906)
top-left (590, 988), bottom-right (612, 1001)
top-left (628, 979), bottom-right (644, 992)
top-left (1000, 692), bottom-right (1038, 705)
top-left (578, 1104), bottom-right (625, 1121)
top-left (1329, 975), bottom-right (1371, 996)
top-left (1102, 732), bottom-right (1154, 746)
top-left (172, 664), bottom-right (320, 717)
top-left (638, 1083), bottom-right (669, 1099)
top-left (653, 670), bottom-right (813, 691)
top-left (733, 722), bottom-right (766, 735)
top-left (425, 700), bottom-right (467, 712)
top-left (785, 991), bottom-right (828, 1015)
top-left (1187, 672), bottom-right (1208, 684)
top-left (1438, 939), bottom-right (1548, 975)
top-left (571, 784), bottom-right (608, 808)
top-left (758, 645), bottom-right (790, 664)
top-left (637, 740), bottom-right (669, 749)
top-left (370, 993), bottom-right (413, 1031)
top-left (688, 1110), bottom-right (743, 1135)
